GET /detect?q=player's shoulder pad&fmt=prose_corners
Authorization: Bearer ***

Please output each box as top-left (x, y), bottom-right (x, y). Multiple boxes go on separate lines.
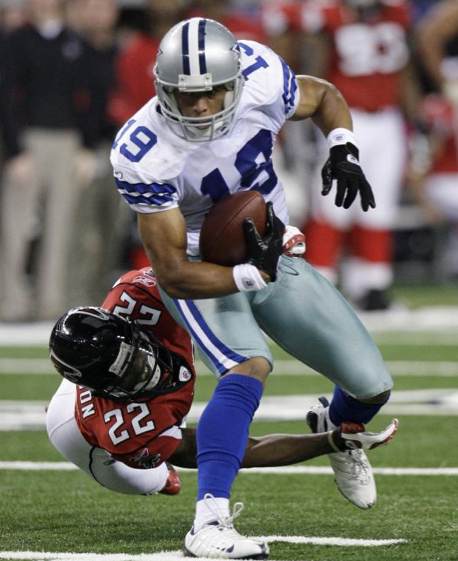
top-left (238, 40), bottom-right (298, 117)
top-left (110, 100), bottom-right (186, 185)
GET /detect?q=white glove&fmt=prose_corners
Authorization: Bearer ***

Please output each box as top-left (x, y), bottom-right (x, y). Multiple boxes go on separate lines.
top-left (282, 225), bottom-right (306, 256)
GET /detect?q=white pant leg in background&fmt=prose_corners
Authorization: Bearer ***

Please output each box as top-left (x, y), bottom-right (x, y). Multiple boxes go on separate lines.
top-left (46, 380), bottom-right (168, 495)
top-left (0, 134), bottom-right (42, 320)
top-left (309, 108), bottom-right (407, 298)
top-left (30, 130), bottom-right (82, 320)
top-left (353, 108), bottom-right (407, 230)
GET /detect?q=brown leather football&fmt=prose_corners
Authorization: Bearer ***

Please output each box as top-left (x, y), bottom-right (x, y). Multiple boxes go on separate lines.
top-left (199, 191), bottom-right (267, 266)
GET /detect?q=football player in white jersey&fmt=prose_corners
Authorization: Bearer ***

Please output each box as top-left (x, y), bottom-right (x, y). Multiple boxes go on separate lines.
top-left (111, 17), bottom-right (391, 559)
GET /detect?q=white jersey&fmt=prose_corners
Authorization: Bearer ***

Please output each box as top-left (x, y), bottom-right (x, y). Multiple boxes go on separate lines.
top-left (110, 40), bottom-right (299, 256)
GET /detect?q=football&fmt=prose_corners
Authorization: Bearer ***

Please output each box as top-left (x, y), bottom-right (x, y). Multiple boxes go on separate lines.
top-left (200, 191), bottom-right (267, 266)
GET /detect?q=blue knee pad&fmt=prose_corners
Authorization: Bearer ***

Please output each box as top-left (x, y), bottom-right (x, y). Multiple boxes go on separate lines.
top-left (329, 386), bottom-right (390, 426)
top-left (196, 373), bottom-right (263, 500)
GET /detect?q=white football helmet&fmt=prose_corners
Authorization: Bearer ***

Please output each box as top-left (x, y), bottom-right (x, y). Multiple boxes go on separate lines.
top-left (154, 18), bottom-right (243, 142)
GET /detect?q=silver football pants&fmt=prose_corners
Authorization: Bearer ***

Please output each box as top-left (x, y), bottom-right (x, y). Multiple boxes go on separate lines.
top-left (160, 256), bottom-right (392, 400)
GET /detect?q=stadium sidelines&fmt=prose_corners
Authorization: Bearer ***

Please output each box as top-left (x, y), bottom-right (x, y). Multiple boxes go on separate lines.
top-left (1, 358), bottom-right (458, 376)
top-left (1, 462), bottom-right (457, 475)
top-left (1, 307), bottom-right (458, 346)
top-left (1, 388), bottom-right (458, 431)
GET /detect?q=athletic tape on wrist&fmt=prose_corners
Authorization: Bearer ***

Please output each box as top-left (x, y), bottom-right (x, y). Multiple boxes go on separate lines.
top-left (233, 264), bottom-right (267, 292)
top-left (327, 128), bottom-right (358, 149)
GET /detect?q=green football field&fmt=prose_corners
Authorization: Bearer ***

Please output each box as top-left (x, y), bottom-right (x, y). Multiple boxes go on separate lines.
top-left (1, 284), bottom-right (457, 561)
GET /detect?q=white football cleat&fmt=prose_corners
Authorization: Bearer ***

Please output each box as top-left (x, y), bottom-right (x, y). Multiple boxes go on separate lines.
top-left (306, 396), bottom-right (395, 510)
top-left (184, 495), bottom-right (269, 559)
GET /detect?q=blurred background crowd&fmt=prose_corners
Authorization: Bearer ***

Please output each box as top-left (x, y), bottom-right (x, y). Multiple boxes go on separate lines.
top-left (0, 0), bottom-right (457, 322)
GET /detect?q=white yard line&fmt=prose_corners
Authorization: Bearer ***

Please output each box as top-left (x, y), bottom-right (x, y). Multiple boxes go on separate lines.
top-left (260, 536), bottom-right (407, 546)
top-left (0, 359), bottom-right (54, 374)
top-left (0, 553), bottom-right (198, 561)
top-left (1, 307), bottom-right (458, 346)
top-left (0, 534), bottom-right (408, 561)
top-left (1, 358), bottom-right (458, 376)
top-left (1, 462), bottom-right (457, 476)
top-left (0, 322), bottom-right (54, 346)
top-left (1, 388), bottom-right (458, 430)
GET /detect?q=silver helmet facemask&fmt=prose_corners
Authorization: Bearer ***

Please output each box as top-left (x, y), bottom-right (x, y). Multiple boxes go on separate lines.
top-left (154, 18), bottom-right (243, 142)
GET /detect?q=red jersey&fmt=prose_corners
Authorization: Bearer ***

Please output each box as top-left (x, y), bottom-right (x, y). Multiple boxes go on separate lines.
top-left (422, 95), bottom-right (458, 174)
top-left (108, 34), bottom-right (159, 126)
top-left (274, 0), bottom-right (411, 111)
top-left (75, 268), bottom-right (195, 469)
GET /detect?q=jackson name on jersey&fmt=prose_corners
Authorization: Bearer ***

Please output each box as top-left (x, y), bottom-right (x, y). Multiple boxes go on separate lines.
top-left (110, 40), bottom-right (299, 256)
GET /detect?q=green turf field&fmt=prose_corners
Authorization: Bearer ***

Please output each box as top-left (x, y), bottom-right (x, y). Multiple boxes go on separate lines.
top-left (0, 285), bottom-right (457, 561)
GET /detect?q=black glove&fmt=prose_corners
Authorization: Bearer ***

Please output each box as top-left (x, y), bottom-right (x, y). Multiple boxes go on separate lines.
top-left (321, 142), bottom-right (376, 212)
top-left (243, 202), bottom-right (285, 282)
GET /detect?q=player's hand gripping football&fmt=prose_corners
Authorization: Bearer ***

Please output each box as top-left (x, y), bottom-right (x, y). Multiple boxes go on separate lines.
top-left (321, 142), bottom-right (376, 211)
top-left (243, 203), bottom-right (285, 282)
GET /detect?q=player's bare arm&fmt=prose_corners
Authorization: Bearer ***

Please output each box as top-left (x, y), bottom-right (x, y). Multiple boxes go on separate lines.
top-left (290, 75), bottom-right (353, 135)
top-left (399, 62), bottom-right (423, 124)
top-left (416, 0), bottom-right (458, 91)
top-left (291, 75), bottom-right (376, 211)
top-left (169, 422), bottom-right (399, 469)
top-left (170, 428), bottom-right (334, 469)
top-left (138, 209), bottom-right (244, 299)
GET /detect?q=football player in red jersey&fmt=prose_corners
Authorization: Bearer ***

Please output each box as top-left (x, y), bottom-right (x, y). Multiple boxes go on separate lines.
top-left (302, 0), bottom-right (421, 310)
top-left (264, 0), bottom-right (420, 309)
top-left (46, 266), bottom-right (398, 497)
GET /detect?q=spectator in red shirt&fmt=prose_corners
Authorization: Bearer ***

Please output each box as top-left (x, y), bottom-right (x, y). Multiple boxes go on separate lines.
top-left (108, 0), bottom-right (187, 126)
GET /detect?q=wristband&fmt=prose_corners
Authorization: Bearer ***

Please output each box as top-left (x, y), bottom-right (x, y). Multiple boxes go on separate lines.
top-left (233, 263), bottom-right (267, 292)
top-left (327, 128), bottom-right (358, 149)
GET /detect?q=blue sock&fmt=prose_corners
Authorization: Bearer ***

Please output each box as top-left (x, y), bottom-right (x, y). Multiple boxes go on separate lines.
top-left (196, 373), bottom-right (263, 500)
top-left (329, 386), bottom-right (390, 426)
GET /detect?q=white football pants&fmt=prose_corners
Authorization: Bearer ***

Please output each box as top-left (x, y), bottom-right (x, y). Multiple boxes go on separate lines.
top-left (46, 380), bottom-right (168, 495)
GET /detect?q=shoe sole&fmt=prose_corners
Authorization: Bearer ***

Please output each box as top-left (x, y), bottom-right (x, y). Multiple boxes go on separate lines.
top-left (183, 545), bottom-right (269, 559)
top-left (334, 478), bottom-right (375, 509)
